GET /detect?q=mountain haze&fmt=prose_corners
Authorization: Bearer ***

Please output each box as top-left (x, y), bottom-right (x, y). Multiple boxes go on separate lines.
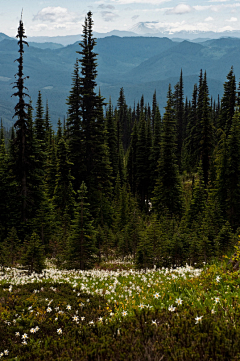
top-left (1, 34), bottom-right (240, 127)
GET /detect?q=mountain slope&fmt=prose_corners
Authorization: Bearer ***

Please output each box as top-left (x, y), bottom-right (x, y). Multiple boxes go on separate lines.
top-left (0, 35), bottom-right (239, 127)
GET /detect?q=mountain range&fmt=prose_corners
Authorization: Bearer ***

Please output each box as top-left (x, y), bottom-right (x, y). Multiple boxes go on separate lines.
top-left (1, 32), bottom-right (240, 127)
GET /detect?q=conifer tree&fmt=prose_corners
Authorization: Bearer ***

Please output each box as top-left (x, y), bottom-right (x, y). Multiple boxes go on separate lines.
top-left (21, 232), bottom-right (46, 274)
top-left (5, 128), bottom-right (21, 233)
top-left (0, 124), bottom-right (8, 239)
top-left (77, 12), bottom-right (113, 222)
top-left (215, 221), bottom-right (234, 255)
top-left (45, 100), bottom-right (51, 138)
top-left (35, 91), bottom-right (45, 144)
top-left (199, 72), bottom-right (214, 186)
top-left (218, 67), bottom-right (236, 136)
top-left (153, 85), bottom-right (183, 217)
top-left (225, 111), bottom-right (240, 228)
top-left (12, 16), bottom-right (31, 224)
top-left (67, 182), bottom-right (96, 270)
top-left (215, 130), bottom-right (228, 219)
top-left (185, 84), bottom-right (198, 172)
top-left (173, 70), bottom-right (184, 169)
top-left (127, 120), bottom-right (138, 195)
top-left (117, 87), bottom-right (130, 151)
top-left (136, 230), bottom-right (154, 269)
top-left (66, 59), bottom-right (83, 192)
top-left (0, 227), bottom-right (20, 267)
top-left (46, 137), bottom-right (58, 199)
top-left (136, 112), bottom-right (149, 209)
top-left (53, 138), bottom-right (75, 221)
top-left (187, 162), bottom-right (206, 225)
top-left (149, 105), bottom-right (161, 197)
top-left (34, 91), bottom-right (46, 177)
top-left (151, 90), bottom-right (157, 132)
top-left (105, 97), bottom-right (118, 183)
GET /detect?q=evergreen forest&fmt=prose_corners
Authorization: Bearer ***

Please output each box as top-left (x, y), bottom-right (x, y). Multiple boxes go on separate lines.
top-left (1, 12), bottom-right (240, 272)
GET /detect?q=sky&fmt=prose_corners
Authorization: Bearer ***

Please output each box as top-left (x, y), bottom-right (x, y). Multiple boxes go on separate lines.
top-left (2, 0), bottom-right (240, 37)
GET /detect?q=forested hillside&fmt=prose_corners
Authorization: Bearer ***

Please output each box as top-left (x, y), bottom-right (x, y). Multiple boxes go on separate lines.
top-left (0, 12), bottom-right (240, 272)
top-left (6, 31), bottom-right (240, 126)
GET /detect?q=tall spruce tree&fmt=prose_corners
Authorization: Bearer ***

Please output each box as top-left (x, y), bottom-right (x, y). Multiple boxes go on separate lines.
top-left (127, 120), bottom-right (138, 196)
top-left (12, 16), bottom-right (31, 224)
top-left (218, 67), bottom-right (236, 137)
top-left (136, 111), bottom-right (149, 209)
top-left (66, 59), bottom-right (83, 192)
top-left (153, 85), bottom-right (183, 217)
top-left (117, 87), bottom-right (130, 151)
top-left (53, 138), bottom-right (75, 221)
top-left (76, 11), bottom-right (113, 222)
top-left (173, 70), bottom-right (184, 170)
top-left (225, 111), bottom-right (240, 229)
top-left (106, 97), bottom-right (118, 183)
top-left (0, 122), bottom-right (8, 239)
top-left (199, 72), bottom-right (214, 187)
top-left (185, 84), bottom-right (198, 172)
top-left (67, 182), bottom-right (96, 270)
top-left (149, 105), bottom-right (161, 197)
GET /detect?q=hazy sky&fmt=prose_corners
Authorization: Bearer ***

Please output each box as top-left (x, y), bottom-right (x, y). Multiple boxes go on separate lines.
top-left (2, 0), bottom-right (240, 37)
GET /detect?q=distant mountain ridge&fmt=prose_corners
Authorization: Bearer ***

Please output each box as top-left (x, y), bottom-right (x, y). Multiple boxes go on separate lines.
top-left (4, 29), bottom-right (240, 46)
top-left (1, 33), bottom-right (240, 127)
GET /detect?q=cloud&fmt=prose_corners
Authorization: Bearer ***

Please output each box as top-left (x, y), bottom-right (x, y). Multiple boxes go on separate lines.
top-left (166, 4), bottom-right (194, 15)
top-left (132, 15), bottom-right (139, 21)
top-left (226, 17), bottom-right (237, 22)
top-left (98, 4), bottom-right (115, 10)
top-left (194, 3), bottom-right (240, 12)
top-left (33, 7), bottom-right (80, 23)
top-left (101, 11), bottom-right (119, 21)
top-left (110, 0), bottom-right (170, 4)
top-left (205, 16), bottom-right (213, 21)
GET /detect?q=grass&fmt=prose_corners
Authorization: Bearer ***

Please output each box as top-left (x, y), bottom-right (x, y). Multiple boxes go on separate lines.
top-left (1, 256), bottom-right (240, 360)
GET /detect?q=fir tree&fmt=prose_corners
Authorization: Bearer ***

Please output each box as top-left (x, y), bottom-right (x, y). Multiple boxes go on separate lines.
top-left (185, 84), bottom-right (198, 172)
top-left (136, 111), bottom-right (149, 209)
top-left (12, 16), bottom-right (31, 224)
top-left (151, 90), bottom-right (157, 133)
top-left (77, 12), bottom-right (113, 222)
top-left (53, 138), bottom-right (75, 221)
top-left (117, 87), bottom-right (131, 151)
top-left (66, 59), bottom-right (83, 192)
top-left (105, 97), bottom-right (118, 183)
top-left (173, 70), bottom-right (184, 169)
top-left (67, 182), bottom-right (96, 270)
top-left (153, 85), bottom-right (183, 217)
top-left (218, 66), bottom-right (236, 136)
top-left (21, 232), bottom-right (46, 274)
top-left (127, 120), bottom-right (138, 195)
top-left (225, 111), bottom-right (240, 229)
top-left (187, 162), bottom-right (206, 225)
top-left (0, 122), bottom-right (8, 239)
top-left (0, 227), bottom-right (20, 267)
top-left (199, 72), bottom-right (214, 187)
top-left (35, 91), bottom-right (45, 145)
top-left (149, 105), bottom-right (161, 197)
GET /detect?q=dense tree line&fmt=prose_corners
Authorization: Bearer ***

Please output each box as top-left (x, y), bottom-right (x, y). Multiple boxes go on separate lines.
top-left (0, 13), bottom-right (240, 271)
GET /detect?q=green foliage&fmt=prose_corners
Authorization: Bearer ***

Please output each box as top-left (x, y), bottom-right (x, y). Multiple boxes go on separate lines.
top-left (153, 85), bottom-right (183, 217)
top-left (215, 221), bottom-right (235, 255)
top-left (0, 227), bottom-right (21, 267)
top-left (2, 278), bottom-right (240, 360)
top-left (20, 232), bottom-right (46, 274)
top-left (67, 182), bottom-right (96, 270)
top-left (136, 229), bottom-right (154, 269)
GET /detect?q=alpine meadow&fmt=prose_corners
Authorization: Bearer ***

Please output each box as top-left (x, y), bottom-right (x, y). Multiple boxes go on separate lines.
top-left (2, 11), bottom-right (240, 360)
